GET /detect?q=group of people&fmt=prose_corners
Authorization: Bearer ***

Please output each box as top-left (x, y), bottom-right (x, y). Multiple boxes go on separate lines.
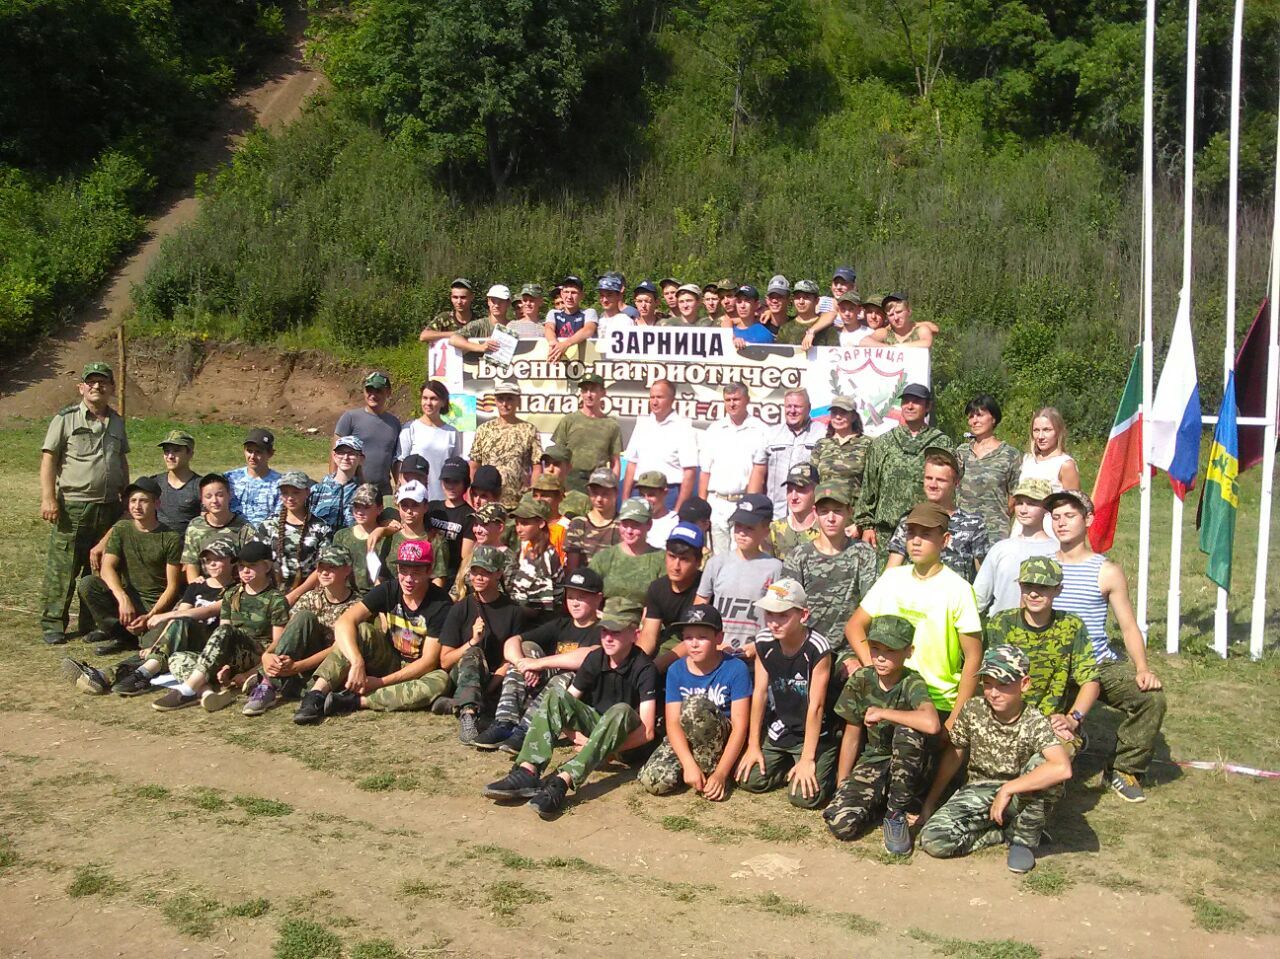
top-left (42, 283), bottom-right (1166, 875)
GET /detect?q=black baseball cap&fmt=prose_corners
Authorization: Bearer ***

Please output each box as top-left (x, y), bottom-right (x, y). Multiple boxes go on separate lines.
top-left (243, 428), bottom-right (274, 449)
top-left (398, 453), bottom-right (430, 476)
top-left (472, 465), bottom-right (502, 493)
top-left (736, 284), bottom-right (760, 300)
top-left (901, 383), bottom-right (933, 402)
top-left (237, 541), bottom-right (274, 564)
top-left (440, 458), bottom-right (470, 484)
top-left (678, 496), bottom-right (712, 524)
top-left (729, 493), bottom-right (773, 526)
top-left (561, 275), bottom-right (584, 290)
top-left (124, 475), bottom-right (162, 499)
top-left (673, 605), bottom-right (724, 632)
top-left (564, 568), bottom-right (604, 594)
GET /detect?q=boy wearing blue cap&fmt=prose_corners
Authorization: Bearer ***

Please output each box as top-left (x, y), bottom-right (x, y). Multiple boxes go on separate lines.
top-left (641, 522), bottom-right (706, 664)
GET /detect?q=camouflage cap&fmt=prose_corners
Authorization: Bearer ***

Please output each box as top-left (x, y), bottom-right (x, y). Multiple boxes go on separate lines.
top-left (277, 470), bottom-right (313, 490)
top-left (785, 462), bottom-right (819, 488)
top-left (469, 545), bottom-right (507, 573)
top-left (837, 291), bottom-right (862, 306)
top-left (363, 370), bottom-right (391, 389)
top-left (394, 539), bottom-right (434, 567)
top-left (511, 498), bottom-right (550, 521)
top-left (531, 473), bottom-right (564, 492)
top-left (318, 544), bottom-right (353, 566)
top-left (755, 577), bottom-right (808, 613)
top-left (450, 277), bottom-right (474, 290)
top-left (904, 501), bottom-right (950, 530)
top-left (600, 596), bottom-right (644, 630)
top-left (475, 503), bottom-right (510, 524)
top-left (493, 379), bottom-right (521, 396)
top-left (198, 538), bottom-right (238, 560)
top-left (519, 282), bottom-right (544, 298)
top-left (716, 278), bottom-right (737, 292)
top-left (676, 282), bottom-right (702, 298)
top-left (82, 361), bottom-right (114, 381)
top-left (792, 279), bottom-right (821, 295)
top-left (333, 434), bottom-right (365, 453)
top-left (618, 498), bottom-right (652, 523)
top-left (587, 467), bottom-right (619, 489)
top-left (814, 481), bottom-right (851, 506)
top-left (157, 429), bottom-right (195, 449)
top-left (1018, 556), bottom-right (1063, 587)
top-left (1011, 477), bottom-right (1053, 502)
top-left (578, 368), bottom-right (606, 388)
top-left (924, 445), bottom-right (962, 476)
top-left (828, 395), bottom-right (857, 412)
top-left (978, 644), bottom-right (1031, 684)
top-left (352, 483), bottom-right (381, 507)
top-left (866, 614), bottom-right (915, 651)
top-left (634, 470), bottom-right (668, 489)
top-left (1044, 489), bottom-right (1094, 516)
top-left (541, 445), bottom-right (572, 464)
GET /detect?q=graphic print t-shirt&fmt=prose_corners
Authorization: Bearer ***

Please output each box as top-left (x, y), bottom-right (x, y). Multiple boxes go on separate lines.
top-left (755, 627), bottom-right (832, 748)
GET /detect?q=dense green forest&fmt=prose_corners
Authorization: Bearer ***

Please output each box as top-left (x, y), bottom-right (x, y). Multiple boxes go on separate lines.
top-left (0, 0), bottom-right (289, 352)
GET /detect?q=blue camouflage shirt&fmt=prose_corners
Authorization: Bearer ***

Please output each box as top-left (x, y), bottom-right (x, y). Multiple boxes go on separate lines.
top-left (309, 473), bottom-right (357, 531)
top-left (226, 467), bottom-right (282, 525)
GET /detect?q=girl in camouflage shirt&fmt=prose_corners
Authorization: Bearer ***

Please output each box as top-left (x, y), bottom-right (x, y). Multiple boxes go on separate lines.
top-left (254, 471), bottom-right (333, 604)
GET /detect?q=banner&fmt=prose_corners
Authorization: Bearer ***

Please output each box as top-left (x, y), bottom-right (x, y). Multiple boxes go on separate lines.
top-left (456, 338), bottom-right (930, 444)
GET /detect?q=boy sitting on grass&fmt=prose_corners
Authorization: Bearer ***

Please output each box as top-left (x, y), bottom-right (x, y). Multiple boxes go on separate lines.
top-left (918, 644), bottom-right (1072, 874)
top-left (481, 597), bottom-right (658, 819)
top-left (736, 578), bottom-right (838, 810)
top-left (638, 605), bottom-right (751, 800)
top-left (823, 615), bottom-right (940, 853)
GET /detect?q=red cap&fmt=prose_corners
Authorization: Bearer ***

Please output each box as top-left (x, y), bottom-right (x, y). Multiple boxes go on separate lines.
top-left (396, 539), bottom-right (434, 566)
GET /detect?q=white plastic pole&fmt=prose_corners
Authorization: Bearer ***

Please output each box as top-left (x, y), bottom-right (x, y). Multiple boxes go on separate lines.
top-left (1216, 0), bottom-right (1245, 657)
top-left (1166, 0), bottom-right (1197, 656)
top-left (1250, 90), bottom-right (1280, 662)
top-left (1137, 0), bottom-right (1157, 643)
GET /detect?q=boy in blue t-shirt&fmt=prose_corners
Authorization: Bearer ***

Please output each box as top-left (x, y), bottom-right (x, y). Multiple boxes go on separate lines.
top-left (638, 605), bottom-right (751, 800)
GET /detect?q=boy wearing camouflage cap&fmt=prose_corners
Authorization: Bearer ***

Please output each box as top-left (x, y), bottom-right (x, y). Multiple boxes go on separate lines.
top-left (973, 478), bottom-right (1058, 615)
top-left (768, 462), bottom-right (821, 563)
top-left (483, 597), bottom-right (658, 817)
top-left (537, 446), bottom-right (590, 519)
top-left (563, 467), bottom-right (622, 568)
top-left (332, 483), bottom-right (391, 595)
top-left (919, 644), bottom-right (1073, 873)
top-left (588, 497), bottom-right (666, 606)
top-left (504, 498), bottom-right (564, 618)
top-left (775, 280), bottom-right (836, 347)
top-left (824, 615), bottom-right (941, 853)
top-left (149, 429), bottom-right (201, 535)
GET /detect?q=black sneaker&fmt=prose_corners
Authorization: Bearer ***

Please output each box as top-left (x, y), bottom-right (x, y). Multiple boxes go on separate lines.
top-left (473, 721), bottom-right (515, 751)
top-left (482, 764), bottom-right (543, 800)
top-left (1007, 843), bottom-right (1036, 873)
top-left (457, 707), bottom-right (480, 745)
top-left (498, 728), bottom-right (526, 756)
top-left (527, 775), bottom-right (569, 819)
top-left (882, 811), bottom-right (913, 856)
top-left (324, 689), bottom-right (361, 716)
top-left (430, 696), bottom-right (457, 716)
top-left (1107, 768), bottom-right (1147, 803)
top-left (293, 690), bottom-right (326, 725)
top-left (114, 670), bottom-right (154, 697)
top-left (60, 658), bottom-right (110, 695)
top-left (83, 629), bottom-right (110, 647)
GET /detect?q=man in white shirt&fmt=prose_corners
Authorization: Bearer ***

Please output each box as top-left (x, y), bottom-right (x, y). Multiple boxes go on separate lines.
top-left (621, 379), bottom-right (698, 512)
top-left (752, 388), bottom-right (826, 516)
top-left (699, 383), bottom-right (768, 555)
top-left (595, 273), bottom-right (634, 344)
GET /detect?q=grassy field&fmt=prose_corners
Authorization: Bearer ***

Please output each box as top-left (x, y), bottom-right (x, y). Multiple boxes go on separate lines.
top-left (1, 416), bottom-right (1277, 958)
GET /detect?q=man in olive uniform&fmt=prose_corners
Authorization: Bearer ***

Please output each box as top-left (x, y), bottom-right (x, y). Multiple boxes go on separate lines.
top-left (40, 361), bottom-right (129, 645)
top-left (855, 383), bottom-right (952, 559)
top-left (418, 278), bottom-right (478, 343)
top-left (550, 370), bottom-right (622, 493)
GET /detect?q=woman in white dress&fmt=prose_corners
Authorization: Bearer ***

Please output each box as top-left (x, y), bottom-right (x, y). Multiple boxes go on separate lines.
top-left (396, 380), bottom-right (461, 501)
top-left (1016, 407), bottom-right (1080, 537)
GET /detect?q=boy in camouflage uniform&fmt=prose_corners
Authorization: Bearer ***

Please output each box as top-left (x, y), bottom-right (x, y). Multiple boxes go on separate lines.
top-left (919, 645), bottom-right (1073, 873)
top-left (482, 598), bottom-right (659, 819)
top-left (563, 467), bottom-right (622, 568)
top-left (180, 473), bottom-right (255, 583)
top-left (638, 606), bottom-right (752, 800)
top-left (824, 616), bottom-right (940, 852)
top-left (538, 446), bottom-right (591, 518)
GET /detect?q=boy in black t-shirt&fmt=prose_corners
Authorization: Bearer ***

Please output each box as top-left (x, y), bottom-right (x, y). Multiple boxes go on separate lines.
top-left (638, 523), bottom-right (704, 666)
top-left (472, 568), bottom-right (604, 754)
top-left (482, 597), bottom-right (658, 819)
top-left (437, 545), bottom-right (526, 743)
top-left (736, 578), bottom-right (838, 809)
top-left (293, 539), bottom-right (451, 723)
top-left (429, 457), bottom-right (475, 585)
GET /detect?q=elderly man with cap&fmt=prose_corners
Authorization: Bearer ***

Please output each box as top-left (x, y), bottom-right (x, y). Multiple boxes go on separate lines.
top-left (544, 274), bottom-right (598, 362)
top-left (76, 475), bottom-right (183, 656)
top-left (728, 285), bottom-right (775, 345)
top-left (550, 370), bottom-right (622, 492)
top-left (621, 378), bottom-right (699, 511)
top-left (698, 382), bottom-right (768, 555)
top-left (884, 446), bottom-right (989, 582)
top-left (39, 361), bottom-right (130, 645)
top-left (974, 478), bottom-right (1058, 615)
top-left (448, 284), bottom-right (515, 354)
top-left (419, 277), bottom-right (478, 343)
top-left (226, 427), bottom-right (282, 525)
top-left (751, 388), bottom-right (826, 518)
top-left (855, 382), bottom-right (952, 554)
top-left (776, 279), bottom-right (835, 347)
top-left (310, 435), bottom-right (364, 531)
top-left (334, 371), bottom-right (400, 498)
top-left (865, 292), bottom-right (934, 348)
top-left (469, 378), bottom-right (542, 508)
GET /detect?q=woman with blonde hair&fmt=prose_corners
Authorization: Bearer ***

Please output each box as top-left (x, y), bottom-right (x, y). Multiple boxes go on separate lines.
top-left (1019, 408), bottom-right (1080, 494)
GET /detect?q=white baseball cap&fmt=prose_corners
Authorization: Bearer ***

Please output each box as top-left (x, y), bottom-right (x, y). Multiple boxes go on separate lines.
top-left (487, 284), bottom-right (512, 301)
top-left (396, 480), bottom-right (428, 504)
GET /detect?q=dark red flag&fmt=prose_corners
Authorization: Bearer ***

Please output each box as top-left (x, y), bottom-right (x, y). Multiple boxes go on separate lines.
top-left (1237, 298), bottom-right (1273, 472)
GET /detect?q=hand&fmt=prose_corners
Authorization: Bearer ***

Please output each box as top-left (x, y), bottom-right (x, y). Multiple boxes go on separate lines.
top-left (861, 528), bottom-right (878, 548)
top-left (41, 497), bottom-right (59, 523)
top-left (89, 543), bottom-right (106, 573)
top-left (571, 731), bottom-right (590, 750)
top-left (943, 712), bottom-right (957, 736)
top-left (345, 660), bottom-right (367, 693)
top-left (864, 706), bottom-right (884, 726)
top-left (470, 618), bottom-right (486, 646)
top-left (800, 332), bottom-right (815, 350)
top-left (482, 338), bottom-right (499, 354)
top-left (125, 613), bottom-right (151, 635)
top-left (733, 337), bottom-right (747, 351)
top-left (360, 675), bottom-right (384, 693)
top-left (989, 785), bottom-right (1013, 826)
top-left (515, 658), bottom-right (540, 674)
top-left (736, 747), bottom-right (766, 783)
top-left (787, 758), bottom-right (819, 799)
top-left (702, 770), bottom-right (728, 802)
top-left (1135, 669), bottom-right (1162, 691)
top-left (841, 659), bottom-right (857, 680)
top-left (117, 595), bottom-right (138, 625)
top-left (385, 520), bottom-right (403, 533)
top-left (1049, 713), bottom-right (1078, 740)
top-left (262, 653), bottom-right (284, 677)
top-left (547, 342), bottom-right (567, 363)
top-left (682, 763), bottom-right (707, 793)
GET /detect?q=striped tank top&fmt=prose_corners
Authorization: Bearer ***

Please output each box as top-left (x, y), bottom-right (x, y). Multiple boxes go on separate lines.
top-left (1054, 554), bottom-right (1117, 663)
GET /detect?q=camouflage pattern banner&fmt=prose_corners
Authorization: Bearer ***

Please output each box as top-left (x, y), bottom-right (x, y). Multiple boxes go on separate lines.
top-left (455, 339), bottom-right (931, 443)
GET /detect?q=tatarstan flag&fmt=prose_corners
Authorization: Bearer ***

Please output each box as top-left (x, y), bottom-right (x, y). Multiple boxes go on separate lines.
top-left (1089, 346), bottom-right (1143, 552)
top-left (1198, 372), bottom-right (1240, 590)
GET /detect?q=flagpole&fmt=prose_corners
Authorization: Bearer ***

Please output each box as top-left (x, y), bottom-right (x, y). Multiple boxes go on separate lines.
top-left (1166, 0), bottom-right (1198, 655)
top-left (1216, 0), bottom-right (1245, 657)
top-left (1249, 90), bottom-right (1280, 662)
top-left (1136, 0), bottom-right (1157, 643)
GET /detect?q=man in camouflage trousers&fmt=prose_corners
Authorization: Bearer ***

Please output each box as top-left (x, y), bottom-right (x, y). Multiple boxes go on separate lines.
top-left (885, 446), bottom-right (988, 582)
top-left (855, 383), bottom-right (952, 562)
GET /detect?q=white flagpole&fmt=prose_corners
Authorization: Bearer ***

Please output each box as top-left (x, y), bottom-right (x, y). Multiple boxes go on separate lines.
top-left (1217, 0), bottom-right (1245, 657)
top-left (1249, 90), bottom-right (1280, 662)
top-left (1166, 0), bottom-right (1197, 656)
top-left (1137, 0), bottom-right (1157, 643)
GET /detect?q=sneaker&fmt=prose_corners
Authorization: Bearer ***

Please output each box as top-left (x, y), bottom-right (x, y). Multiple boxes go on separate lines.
top-left (201, 687), bottom-right (237, 713)
top-left (241, 673), bottom-right (263, 695)
top-left (498, 728), bottom-right (526, 756)
top-left (61, 658), bottom-right (111, 695)
top-left (152, 689), bottom-right (199, 711)
top-left (527, 775), bottom-right (569, 819)
top-left (42, 631), bottom-right (68, 646)
top-left (112, 661), bottom-right (139, 687)
top-left (293, 690), bottom-right (326, 725)
top-left (242, 680), bottom-right (277, 716)
top-left (114, 670), bottom-right (154, 697)
top-left (473, 721), bottom-right (515, 751)
top-left (1107, 769), bottom-right (1147, 803)
top-left (882, 811), bottom-right (913, 856)
top-left (482, 765), bottom-right (544, 800)
top-left (457, 707), bottom-right (480, 745)
top-left (430, 696), bottom-right (457, 716)
top-left (1007, 843), bottom-right (1036, 873)
top-left (323, 689), bottom-right (361, 716)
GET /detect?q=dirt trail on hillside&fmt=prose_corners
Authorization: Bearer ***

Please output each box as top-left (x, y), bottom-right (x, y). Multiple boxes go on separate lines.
top-left (0, 19), bottom-right (325, 424)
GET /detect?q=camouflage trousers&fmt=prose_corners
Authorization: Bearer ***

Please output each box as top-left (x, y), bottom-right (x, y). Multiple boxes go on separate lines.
top-left (738, 738), bottom-right (840, 810)
top-left (919, 781), bottom-right (1047, 857)
top-left (75, 574), bottom-right (154, 643)
top-left (258, 610), bottom-right (333, 698)
top-left (310, 625), bottom-right (450, 712)
top-left (40, 499), bottom-right (119, 636)
top-left (823, 725), bottom-right (927, 840)
top-left (143, 619), bottom-right (211, 672)
top-left (637, 696), bottom-right (730, 795)
top-left (451, 645), bottom-right (501, 712)
top-left (515, 686), bottom-right (640, 790)
top-left (1096, 659), bottom-right (1167, 777)
top-left (169, 624), bottom-right (265, 685)
top-left (493, 641), bottom-right (548, 726)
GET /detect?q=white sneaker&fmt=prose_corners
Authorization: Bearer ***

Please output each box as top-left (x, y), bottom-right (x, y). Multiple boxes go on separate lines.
top-left (201, 687), bottom-right (237, 713)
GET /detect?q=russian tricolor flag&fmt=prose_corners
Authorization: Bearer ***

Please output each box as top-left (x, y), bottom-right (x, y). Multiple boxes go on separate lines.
top-left (1149, 291), bottom-right (1202, 499)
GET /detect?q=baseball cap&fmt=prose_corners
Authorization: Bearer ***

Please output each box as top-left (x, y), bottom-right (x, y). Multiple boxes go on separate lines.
top-left (866, 615), bottom-right (915, 651)
top-left (1019, 556), bottom-right (1064, 587)
top-left (618, 499), bottom-right (653, 523)
top-left (578, 369), bottom-right (606, 388)
top-left (440, 459), bottom-right (471, 484)
top-left (882, 291), bottom-right (908, 306)
top-left (493, 379), bottom-right (521, 396)
top-left (1012, 478), bottom-right (1053, 502)
top-left (829, 395), bottom-right (857, 412)
top-left (511, 498), bottom-right (550, 521)
top-left (814, 481), bottom-right (851, 506)
top-left (397, 453), bottom-right (430, 476)
top-left (243, 428), bottom-right (275, 449)
top-left (979, 644), bottom-right (1031, 684)
top-left (333, 434), bottom-right (365, 453)
top-left (755, 577), bottom-right (807, 613)
top-left (673, 605), bottom-right (723, 632)
top-left (900, 383), bottom-right (933, 402)
top-left (157, 429), bottom-right (195, 449)
top-left (471, 465), bottom-right (501, 493)
top-left (832, 266), bottom-right (857, 283)
top-left (474, 502), bottom-right (509, 524)
top-left (541, 445), bottom-right (572, 464)
top-left (352, 483), bottom-right (381, 507)
top-left (600, 596), bottom-right (643, 631)
top-left (659, 277), bottom-right (680, 289)
top-left (564, 568), bottom-right (604, 594)
top-left (716, 278), bottom-right (737, 292)
top-left (736, 284), bottom-right (760, 300)
top-left (561, 274), bottom-right (584, 290)
top-left (124, 475), bottom-right (162, 499)
top-left (531, 473), bottom-right (564, 492)
top-left (634, 280), bottom-right (659, 297)
top-left (198, 539), bottom-right (238, 560)
top-left (903, 501), bottom-right (950, 530)
top-left (597, 275), bottom-right (624, 293)
top-left (363, 370), bottom-right (391, 389)
top-left (318, 544), bottom-right (353, 566)
top-left (676, 283), bottom-right (702, 298)
top-left (469, 545), bottom-right (506, 573)
top-left (277, 470), bottom-right (313, 490)
top-left (486, 284), bottom-right (511, 300)
top-left (396, 480), bottom-right (428, 503)
top-left (785, 463), bottom-right (819, 488)
top-left (634, 470), bottom-right (668, 490)
top-left (1044, 489), bottom-right (1095, 516)
top-left (237, 541), bottom-right (274, 564)
top-left (587, 467), bottom-right (619, 489)
top-left (519, 282), bottom-right (544, 298)
top-left (837, 291), bottom-right (862, 306)
top-left (924, 446), bottom-right (961, 475)
top-left (793, 279), bottom-right (821, 295)
top-left (730, 493), bottom-right (773, 526)
top-left (394, 539), bottom-right (435, 567)
top-left (667, 522), bottom-right (706, 550)
top-left (450, 277), bottom-right (474, 290)
top-left (678, 497), bottom-right (712, 524)
top-left (766, 275), bottom-right (790, 295)
top-left (82, 361), bottom-right (113, 381)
